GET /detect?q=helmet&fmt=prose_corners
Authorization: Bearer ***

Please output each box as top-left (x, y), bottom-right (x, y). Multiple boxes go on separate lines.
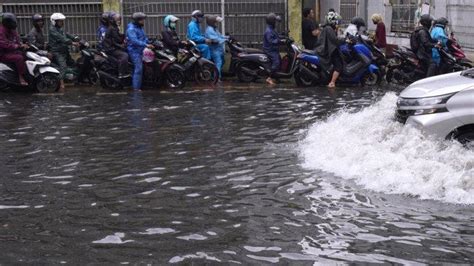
top-left (266, 13), bottom-right (282, 27)
top-left (350, 16), bottom-right (366, 29)
top-left (2, 13), bottom-right (17, 30)
top-left (100, 12), bottom-right (111, 25)
top-left (109, 12), bottom-right (120, 26)
top-left (32, 13), bottom-right (44, 26)
top-left (206, 15), bottom-right (223, 27)
top-left (191, 10), bottom-right (204, 19)
top-left (419, 14), bottom-right (433, 28)
top-left (50, 13), bottom-right (66, 26)
top-left (142, 48), bottom-right (155, 63)
top-left (435, 17), bottom-right (449, 28)
top-left (163, 15), bottom-right (179, 29)
top-left (326, 11), bottom-right (342, 26)
top-left (132, 12), bottom-right (147, 23)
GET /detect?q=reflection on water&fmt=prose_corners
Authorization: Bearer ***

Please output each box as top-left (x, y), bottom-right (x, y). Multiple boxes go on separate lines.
top-left (0, 87), bottom-right (473, 264)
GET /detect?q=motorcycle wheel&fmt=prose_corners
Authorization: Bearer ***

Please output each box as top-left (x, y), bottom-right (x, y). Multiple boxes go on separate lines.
top-left (165, 66), bottom-right (186, 90)
top-left (294, 68), bottom-right (316, 87)
top-left (236, 62), bottom-right (258, 83)
top-left (100, 75), bottom-right (123, 90)
top-left (194, 63), bottom-right (218, 86)
top-left (362, 70), bottom-right (383, 86)
top-left (35, 73), bottom-right (59, 93)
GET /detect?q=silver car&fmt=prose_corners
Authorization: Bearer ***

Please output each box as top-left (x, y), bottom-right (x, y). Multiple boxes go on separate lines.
top-left (396, 68), bottom-right (474, 145)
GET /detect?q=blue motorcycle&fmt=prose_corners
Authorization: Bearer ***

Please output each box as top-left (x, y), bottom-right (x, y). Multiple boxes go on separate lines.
top-left (294, 34), bottom-right (383, 87)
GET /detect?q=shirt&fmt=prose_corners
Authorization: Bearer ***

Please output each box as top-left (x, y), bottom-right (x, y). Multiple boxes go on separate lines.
top-left (263, 25), bottom-right (280, 54)
top-left (375, 22), bottom-right (387, 48)
top-left (302, 18), bottom-right (318, 50)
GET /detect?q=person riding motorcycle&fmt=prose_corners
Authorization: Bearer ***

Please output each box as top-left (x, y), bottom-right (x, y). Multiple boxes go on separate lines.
top-left (126, 12), bottom-right (153, 90)
top-left (263, 13), bottom-right (282, 85)
top-left (27, 14), bottom-right (47, 50)
top-left (0, 13), bottom-right (29, 86)
top-left (205, 15), bottom-right (228, 79)
top-left (431, 17), bottom-right (449, 70)
top-left (103, 12), bottom-right (129, 79)
top-left (161, 15), bottom-right (184, 55)
top-left (411, 14), bottom-right (439, 77)
top-left (187, 10), bottom-right (212, 60)
top-left (315, 11), bottom-right (343, 88)
top-left (97, 12), bottom-right (111, 51)
top-left (344, 16), bottom-right (366, 36)
top-left (49, 12), bottom-right (79, 91)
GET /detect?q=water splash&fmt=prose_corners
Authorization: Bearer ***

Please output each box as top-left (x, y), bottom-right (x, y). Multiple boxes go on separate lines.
top-left (300, 93), bottom-right (474, 204)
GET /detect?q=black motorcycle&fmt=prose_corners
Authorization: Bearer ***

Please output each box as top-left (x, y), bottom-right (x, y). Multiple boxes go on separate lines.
top-left (94, 50), bottom-right (132, 90)
top-left (234, 34), bottom-right (301, 83)
top-left (142, 40), bottom-right (186, 90)
top-left (176, 40), bottom-right (219, 85)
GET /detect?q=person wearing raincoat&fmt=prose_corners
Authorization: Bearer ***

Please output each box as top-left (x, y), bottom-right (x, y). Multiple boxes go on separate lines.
top-left (187, 10), bottom-right (212, 60)
top-left (162, 15), bottom-right (183, 55)
top-left (263, 13), bottom-right (282, 85)
top-left (431, 17), bottom-right (449, 71)
top-left (205, 15), bottom-right (228, 79)
top-left (126, 12), bottom-right (153, 90)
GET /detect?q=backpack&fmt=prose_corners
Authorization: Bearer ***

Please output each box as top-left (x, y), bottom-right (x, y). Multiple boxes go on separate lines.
top-left (410, 29), bottom-right (421, 52)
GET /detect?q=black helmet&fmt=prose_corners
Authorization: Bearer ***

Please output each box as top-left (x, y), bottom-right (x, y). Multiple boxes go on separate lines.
top-left (109, 12), bottom-right (120, 26)
top-left (132, 12), bottom-right (147, 23)
top-left (351, 16), bottom-right (366, 29)
top-left (100, 12), bottom-right (111, 25)
top-left (419, 14), bottom-right (433, 28)
top-left (266, 13), bottom-right (282, 27)
top-left (2, 13), bottom-right (17, 30)
top-left (32, 13), bottom-right (44, 26)
top-left (435, 17), bottom-right (448, 28)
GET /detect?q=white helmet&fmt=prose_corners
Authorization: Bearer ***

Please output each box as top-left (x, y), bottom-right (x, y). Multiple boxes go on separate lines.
top-left (50, 13), bottom-right (66, 26)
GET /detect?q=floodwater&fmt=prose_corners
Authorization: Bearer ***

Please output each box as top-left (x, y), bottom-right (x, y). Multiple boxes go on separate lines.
top-left (0, 85), bottom-right (473, 264)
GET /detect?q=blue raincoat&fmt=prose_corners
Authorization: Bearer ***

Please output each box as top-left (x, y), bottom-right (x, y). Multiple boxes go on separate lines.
top-left (205, 25), bottom-right (227, 78)
top-left (431, 25), bottom-right (448, 65)
top-left (96, 24), bottom-right (107, 51)
top-left (187, 19), bottom-right (211, 60)
top-left (263, 25), bottom-right (281, 73)
top-left (126, 22), bottom-right (148, 90)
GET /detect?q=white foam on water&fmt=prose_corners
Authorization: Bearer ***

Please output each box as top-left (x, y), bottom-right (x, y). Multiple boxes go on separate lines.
top-left (300, 93), bottom-right (474, 204)
top-left (92, 232), bottom-right (134, 244)
top-left (139, 228), bottom-right (176, 235)
top-left (169, 252), bottom-right (221, 263)
top-left (0, 205), bottom-right (29, 209)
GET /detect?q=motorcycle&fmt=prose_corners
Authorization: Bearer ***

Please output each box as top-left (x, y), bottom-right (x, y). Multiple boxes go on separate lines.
top-left (234, 34), bottom-right (300, 83)
top-left (225, 35), bottom-right (264, 80)
top-left (142, 39), bottom-right (186, 90)
top-left (61, 37), bottom-right (97, 85)
top-left (92, 50), bottom-right (132, 90)
top-left (176, 40), bottom-right (219, 85)
top-left (386, 45), bottom-right (470, 85)
top-left (294, 34), bottom-right (382, 87)
top-left (0, 42), bottom-right (60, 93)
top-left (447, 32), bottom-right (473, 68)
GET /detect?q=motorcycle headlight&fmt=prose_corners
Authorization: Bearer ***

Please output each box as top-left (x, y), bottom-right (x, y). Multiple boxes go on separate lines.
top-left (397, 93), bottom-right (454, 115)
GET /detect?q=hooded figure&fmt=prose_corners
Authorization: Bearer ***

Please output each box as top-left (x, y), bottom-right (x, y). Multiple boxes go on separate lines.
top-left (126, 12), bottom-right (150, 90)
top-left (187, 10), bottom-right (211, 60)
top-left (161, 15), bottom-right (181, 54)
top-left (431, 17), bottom-right (449, 66)
top-left (412, 14), bottom-right (437, 77)
top-left (27, 13), bottom-right (46, 50)
top-left (104, 13), bottom-right (129, 78)
top-left (0, 13), bottom-right (28, 86)
top-left (205, 15), bottom-right (227, 79)
top-left (263, 13), bottom-right (282, 84)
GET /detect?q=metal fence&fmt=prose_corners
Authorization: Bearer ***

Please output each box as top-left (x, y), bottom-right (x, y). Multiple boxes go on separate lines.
top-left (1, 1), bottom-right (102, 42)
top-left (1, 0), bottom-right (287, 48)
top-left (122, 0), bottom-right (287, 47)
top-left (391, 0), bottom-right (418, 33)
top-left (339, 0), bottom-right (358, 25)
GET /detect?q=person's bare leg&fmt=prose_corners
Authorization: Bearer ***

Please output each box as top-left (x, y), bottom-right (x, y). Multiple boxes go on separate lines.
top-left (18, 75), bottom-right (28, 86)
top-left (266, 77), bottom-right (276, 85)
top-left (58, 80), bottom-right (65, 93)
top-left (328, 71), bottom-right (340, 88)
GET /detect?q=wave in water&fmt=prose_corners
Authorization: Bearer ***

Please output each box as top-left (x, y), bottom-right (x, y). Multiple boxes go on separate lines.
top-left (300, 93), bottom-right (474, 204)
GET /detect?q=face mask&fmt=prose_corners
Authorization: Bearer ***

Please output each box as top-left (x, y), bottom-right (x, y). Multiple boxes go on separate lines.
top-left (169, 22), bottom-right (176, 29)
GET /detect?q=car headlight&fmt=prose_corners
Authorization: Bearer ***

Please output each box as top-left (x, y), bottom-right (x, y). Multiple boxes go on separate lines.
top-left (397, 93), bottom-right (454, 116)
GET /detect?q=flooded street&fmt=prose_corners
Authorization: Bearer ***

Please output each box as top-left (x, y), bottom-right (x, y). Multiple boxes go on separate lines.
top-left (0, 86), bottom-right (473, 264)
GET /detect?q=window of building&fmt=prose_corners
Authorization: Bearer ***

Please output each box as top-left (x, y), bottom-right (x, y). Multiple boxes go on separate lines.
top-left (391, 0), bottom-right (419, 32)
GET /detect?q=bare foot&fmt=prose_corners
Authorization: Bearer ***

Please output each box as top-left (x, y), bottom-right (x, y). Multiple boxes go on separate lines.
top-left (266, 77), bottom-right (276, 85)
top-left (19, 76), bottom-right (28, 86)
top-left (327, 82), bottom-right (336, 88)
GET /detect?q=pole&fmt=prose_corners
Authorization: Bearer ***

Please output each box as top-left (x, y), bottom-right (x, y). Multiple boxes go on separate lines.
top-left (221, 0), bottom-right (226, 34)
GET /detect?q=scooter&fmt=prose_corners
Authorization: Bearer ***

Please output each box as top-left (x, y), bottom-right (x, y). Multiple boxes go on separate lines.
top-left (61, 37), bottom-right (96, 85)
top-left (447, 32), bottom-right (473, 68)
top-left (0, 43), bottom-right (60, 93)
top-left (93, 50), bottom-right (132, 90)
top-left (234, 34), bottom-right (301, 83)
top-left (294, 34), bottom-right (382, 87)
top-left (225, 35), bottom-right (264, 80)
top-left (142, 39), bottom-right (186, 90)
top-left (176, 40), bottom-right (219, 85)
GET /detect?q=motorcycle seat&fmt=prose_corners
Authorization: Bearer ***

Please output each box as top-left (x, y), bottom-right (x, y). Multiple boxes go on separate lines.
top-left (302, 49), bottom-right (317, 55)
top-left (243, 47), bottom-right (264, 54)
